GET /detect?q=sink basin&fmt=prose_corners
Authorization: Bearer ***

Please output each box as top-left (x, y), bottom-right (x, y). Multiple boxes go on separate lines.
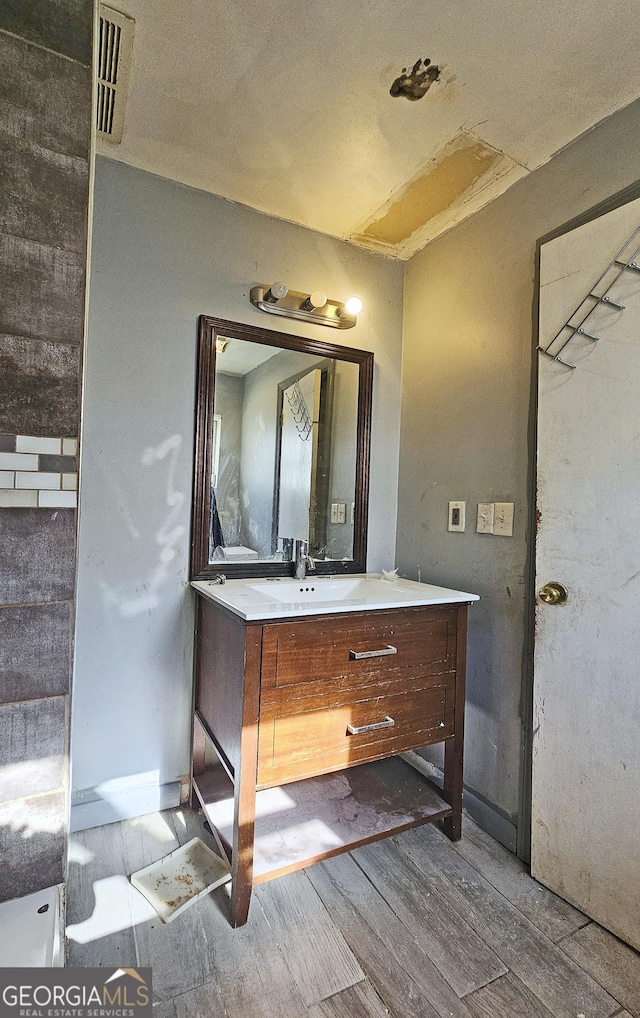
top-left (192, 573), bottom-right (479, 621)
top-left (248, 577), bottom-right (378, 603)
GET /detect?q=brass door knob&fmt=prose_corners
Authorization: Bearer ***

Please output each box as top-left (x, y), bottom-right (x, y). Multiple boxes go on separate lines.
top-left (538, 581), bottom-right (568, 605)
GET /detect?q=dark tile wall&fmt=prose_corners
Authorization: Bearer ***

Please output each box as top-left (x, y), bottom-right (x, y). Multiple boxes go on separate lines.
top-left (0, 136), bottom-right (89, 251)
top-left (0, 792), bottom-right (67, 898)
top-left (0, 603), bottom-right (71, 703)
top-left (0, 335), bottom-right (80, 435)
top-left (0, 509), bottom-right (77, 604)
top-left (0, 0), bottom-right (92, 66)
top-left (0, 236), bottom-right (86, 344)
top-left (0, 30), bottom-right (91, 158)
top-left (0, 4), bottom-right (92, 903)
top-left (0, 697), bottom-right (66, 802)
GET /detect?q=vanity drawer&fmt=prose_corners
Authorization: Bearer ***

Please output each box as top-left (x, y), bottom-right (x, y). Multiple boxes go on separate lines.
top-left (256, 673), bottom-right (455, 788)
top-left (260, 606), bottom-right (458, 703)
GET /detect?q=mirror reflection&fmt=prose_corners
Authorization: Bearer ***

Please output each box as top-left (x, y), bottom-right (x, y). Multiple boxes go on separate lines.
top-left (210, 338), bottom-right (359, 564)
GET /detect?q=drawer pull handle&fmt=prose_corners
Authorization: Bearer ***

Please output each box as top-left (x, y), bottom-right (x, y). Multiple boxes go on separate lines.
top-left (347, 716), bottom-right (395, 735)
top-left (349, 644), bottom-right (397, 660)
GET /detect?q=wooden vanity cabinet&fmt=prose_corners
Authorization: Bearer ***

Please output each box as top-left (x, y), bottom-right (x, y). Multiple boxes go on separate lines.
top-left (190, 592), bottom-right (469, 927)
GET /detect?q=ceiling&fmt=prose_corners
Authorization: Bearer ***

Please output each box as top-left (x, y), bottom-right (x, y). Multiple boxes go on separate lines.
top-left (217, 337), bottom-right (281, 376)
top-left (99, 0), bottom-right (640, 259)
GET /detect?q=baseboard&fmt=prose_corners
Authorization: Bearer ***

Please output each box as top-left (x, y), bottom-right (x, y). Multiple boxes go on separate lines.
top-left (401, 751), bottom-right (518, 853)
top-left (462, 785), bottom-right (518, 852)
top-left (0, 884), bottom-right (63, 967)
top-left (70, 780), bottom-right (181, 833)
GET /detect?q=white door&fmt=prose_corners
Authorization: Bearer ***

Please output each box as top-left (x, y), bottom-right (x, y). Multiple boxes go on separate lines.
top-left (278, 370), bottom-right (319, 543)
top-left (532, 196), bottom-right (640, 951)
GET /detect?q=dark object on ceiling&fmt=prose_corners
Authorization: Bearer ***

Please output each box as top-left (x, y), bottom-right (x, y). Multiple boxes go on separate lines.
top-left (390, 58), bottom-right (440, 101)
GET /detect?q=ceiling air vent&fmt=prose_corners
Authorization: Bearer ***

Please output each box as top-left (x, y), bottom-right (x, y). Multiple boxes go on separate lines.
top-left (96, 5), bottom-right (135, 143)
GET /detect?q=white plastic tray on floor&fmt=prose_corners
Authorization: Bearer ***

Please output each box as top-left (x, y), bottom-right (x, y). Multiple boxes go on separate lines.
top-left (130, 837), bottom-right (230, 923)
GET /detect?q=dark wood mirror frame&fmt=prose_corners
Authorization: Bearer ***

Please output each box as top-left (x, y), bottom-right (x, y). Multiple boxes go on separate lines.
top-left (190, 315), bottom-right (374, 580)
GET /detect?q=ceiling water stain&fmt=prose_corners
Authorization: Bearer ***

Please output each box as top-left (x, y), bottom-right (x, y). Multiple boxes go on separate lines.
top-left (355, 138), bottom-right (501, 246)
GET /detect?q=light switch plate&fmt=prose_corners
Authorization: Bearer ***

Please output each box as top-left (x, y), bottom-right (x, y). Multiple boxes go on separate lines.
top-left (494, 502), bottom-right (514, 536)
top-left (448, 500), bottom-right (466, 532)
top-left (331, 502), bottom-right (346, 524)
top-left (477, 502), bottom-right (495, 534)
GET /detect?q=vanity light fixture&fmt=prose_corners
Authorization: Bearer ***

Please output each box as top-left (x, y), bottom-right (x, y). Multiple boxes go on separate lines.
top-left (250, 283), bottom-right (363, 329)
top-left (215, 337), bottom-right (229, 354)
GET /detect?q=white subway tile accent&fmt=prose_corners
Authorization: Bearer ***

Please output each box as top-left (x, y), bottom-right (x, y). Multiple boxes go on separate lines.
top-left (16, 472), bottom-right (61, 490)
top-left (0, 452), bottom-right (38, 471)
top-left (16, 435), bottom-right (61, 454)
top-left (0, 437), bottom-right (80, 506)
top-left (0, 489), bottom-right (38, 507)
top-left (62, 438), bottom-right (78, 456)
top-left (38, 490), bottom-right (77, 508)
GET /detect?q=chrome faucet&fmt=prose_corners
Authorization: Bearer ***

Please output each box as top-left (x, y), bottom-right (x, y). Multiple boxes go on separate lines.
top-left (294, 540), bottom-right (315, 580)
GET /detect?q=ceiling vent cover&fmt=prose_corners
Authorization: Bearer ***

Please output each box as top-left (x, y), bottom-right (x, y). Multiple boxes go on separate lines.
top-left (97, 4), bottom-right (135, 143)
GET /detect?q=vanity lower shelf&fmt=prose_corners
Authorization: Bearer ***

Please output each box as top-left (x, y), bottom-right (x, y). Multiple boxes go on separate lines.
top-left (193, 755), bottom-right (452, 883)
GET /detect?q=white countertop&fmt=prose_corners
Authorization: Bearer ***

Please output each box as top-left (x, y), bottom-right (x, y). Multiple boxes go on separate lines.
top-left (191, 573), bottom-right (479, 621)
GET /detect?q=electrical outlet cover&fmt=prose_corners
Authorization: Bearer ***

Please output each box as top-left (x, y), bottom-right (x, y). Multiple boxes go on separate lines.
top-left (448, 500), bottom-right (466, 532)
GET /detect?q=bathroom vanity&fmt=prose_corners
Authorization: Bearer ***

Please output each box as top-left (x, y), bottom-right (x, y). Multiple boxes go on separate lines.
top-left (189, 317), bottom-right (478, 925)
top-left (190, 575), bottom-right (478, 926)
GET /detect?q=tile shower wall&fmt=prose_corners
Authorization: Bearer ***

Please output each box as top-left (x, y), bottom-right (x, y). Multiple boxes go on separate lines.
top-left (0, 4), bottom-right (92, 901)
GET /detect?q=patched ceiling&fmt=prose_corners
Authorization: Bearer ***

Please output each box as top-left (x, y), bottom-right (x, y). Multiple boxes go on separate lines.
top-left (98, 0), bottom-right (640, 259)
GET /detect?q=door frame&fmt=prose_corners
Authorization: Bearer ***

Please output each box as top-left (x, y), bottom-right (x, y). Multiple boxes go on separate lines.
top-left (518, 178), bottom-right (640, 863)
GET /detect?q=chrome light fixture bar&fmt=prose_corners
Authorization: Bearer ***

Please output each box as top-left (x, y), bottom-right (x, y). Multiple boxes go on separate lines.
top-left (250, 283), bottom-right (361, 329)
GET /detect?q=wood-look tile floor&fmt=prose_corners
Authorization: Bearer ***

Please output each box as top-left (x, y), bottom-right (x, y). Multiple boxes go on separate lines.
top-left (66, 808), bottom-right (640, 1018)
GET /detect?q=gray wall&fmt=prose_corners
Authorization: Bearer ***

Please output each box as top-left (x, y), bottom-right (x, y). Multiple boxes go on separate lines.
top-left (0, 6), bottom-right (92, 898)
top-left (72, 156), bottom-right (404, 824)
top-left (397, 97), bottom-right (640, 844)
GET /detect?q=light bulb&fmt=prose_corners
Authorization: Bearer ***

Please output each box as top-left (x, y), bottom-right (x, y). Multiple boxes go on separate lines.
top-left (264, 281), bottom-right (288, 303)
top-left (302, 290), bottom-right (327, 311)
top-left (344, 296), bottom-right (363, 316)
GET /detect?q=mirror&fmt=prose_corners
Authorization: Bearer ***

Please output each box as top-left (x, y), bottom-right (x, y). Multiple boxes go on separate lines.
top-left (191, 316), bottom-right (374, 579)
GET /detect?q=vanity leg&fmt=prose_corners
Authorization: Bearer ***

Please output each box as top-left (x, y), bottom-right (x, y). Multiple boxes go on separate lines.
top-left (442, 734), bottom-right (463, 841)
top-left (230, 773), bottom-right (257, 927)
top-left (190, 714), bottom-right (206, 809)
top-left (230, 870), bottom-right (253, 928)
top-left (442, 604), bottom-right (467, 842)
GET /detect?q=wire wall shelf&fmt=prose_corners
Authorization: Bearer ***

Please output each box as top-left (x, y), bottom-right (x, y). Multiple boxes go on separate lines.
top-left (538, 225), bottom-right (640, 369)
